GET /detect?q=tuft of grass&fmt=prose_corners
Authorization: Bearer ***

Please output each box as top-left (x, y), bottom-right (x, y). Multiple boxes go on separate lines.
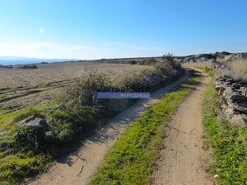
top-left (90, 75), bottom-right (200, 185)
top-left (228, 60), bottom-right (247, 82)
top-left (0, 154), bottom-right (53, 184)
top-left (202, 73), bottom-right (247, 185)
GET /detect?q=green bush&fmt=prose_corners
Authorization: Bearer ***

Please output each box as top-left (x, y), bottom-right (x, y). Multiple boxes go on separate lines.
top-left (155, 54), bottom-right (181, 78)
top-left (66, 71), bottom-right (110, 105)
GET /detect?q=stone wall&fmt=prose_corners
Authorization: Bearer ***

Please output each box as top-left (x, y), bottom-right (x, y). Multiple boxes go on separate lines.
top-left (215, 75), bottom-right (247, 126)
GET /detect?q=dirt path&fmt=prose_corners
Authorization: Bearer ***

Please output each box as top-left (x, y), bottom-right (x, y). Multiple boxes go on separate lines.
top-left (152, 70), bottom-right (213, 185)
top-left (28, 72), bottom-right (190, 185)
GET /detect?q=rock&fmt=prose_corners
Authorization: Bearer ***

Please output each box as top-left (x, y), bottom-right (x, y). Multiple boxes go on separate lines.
top-left (19, 115), bottom-right (48, 130)
top-left (16, 115), bottom-right (50, 149)
top-left (230, 114), bottom-right (246, 126)
top-left (231, 83), bottom-right (241, 90)
top-left (234, 103), bottom-right (247, 113)
top-left (144, 73), bottom-right (162, 86)
top-left (240, 114), bottom-right (247, 123)
top-left (222, 87), bottom-right (234, 101)
top-left (226, 78), bottom-right (234, 83)
top-left (225, 107), bottom-right (235, 119)
top-left (215, 75), bottom-right (247, 125)
top-left (240, 87), bottom-right (247, 97)
top-left (230, 91), bottom-right (245, 101)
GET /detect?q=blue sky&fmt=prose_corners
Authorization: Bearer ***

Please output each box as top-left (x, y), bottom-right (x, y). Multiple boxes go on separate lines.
top-left (0, 0), bottom-right (247, 59)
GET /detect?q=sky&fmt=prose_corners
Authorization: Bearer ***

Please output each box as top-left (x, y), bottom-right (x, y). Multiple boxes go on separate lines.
top-left (0, 0), bottom-right (247, 59)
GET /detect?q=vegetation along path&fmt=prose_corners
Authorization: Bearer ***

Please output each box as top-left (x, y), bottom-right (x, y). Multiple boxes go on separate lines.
top-left (153, 69), bottom-right (213, 185)
top-left (29, 71), bottom-right (190, 185)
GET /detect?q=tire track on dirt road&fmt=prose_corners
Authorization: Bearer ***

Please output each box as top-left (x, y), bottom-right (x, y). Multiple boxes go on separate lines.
top-left (152, 70), bottom-right (213, 185)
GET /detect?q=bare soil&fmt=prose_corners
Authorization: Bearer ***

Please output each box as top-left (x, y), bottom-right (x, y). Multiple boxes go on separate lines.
top-left (0, 62), bottom-right (147, 117)
top-left (152, 70), bottom-right (213, 185)
top-left (28, 71), bottom-right (190, 185)
top-left (0, 62), bottom-right (146, 88)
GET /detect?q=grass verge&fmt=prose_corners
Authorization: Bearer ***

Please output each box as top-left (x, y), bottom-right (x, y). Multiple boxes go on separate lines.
top-left (202, 73), bottom-right (247, 184)
top-left (90, 72), bottom-right (200, 185)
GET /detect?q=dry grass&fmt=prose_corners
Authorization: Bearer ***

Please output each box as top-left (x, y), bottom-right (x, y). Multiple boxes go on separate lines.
top-left (0, 62), bottom-right (147, 88)
top-left (0, 62), bottom-right (149, 117)
top-left (228, 60), bottom-right (247, 82)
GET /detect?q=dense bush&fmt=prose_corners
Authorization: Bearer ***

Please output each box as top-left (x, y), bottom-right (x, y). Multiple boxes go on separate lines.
top-left (155, 54), bottom-right (181, 77)
top-left (140, 58), bottom-right (158, 65)
top-left (66, 71), bottom-right (110, 105)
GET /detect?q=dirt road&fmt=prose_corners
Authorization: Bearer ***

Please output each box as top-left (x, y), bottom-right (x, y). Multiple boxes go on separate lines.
top-left (152, 70), bottom-right (213, 185)
top-left (28, 72), bottom-right (190, 185)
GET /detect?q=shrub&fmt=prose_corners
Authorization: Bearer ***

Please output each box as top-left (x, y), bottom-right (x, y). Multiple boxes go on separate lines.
top-left (140, 58), bottom-right (158, 65)
top-left (66, 71), bottom-right (110, 105)
top-left (120, 70), bottom-right (150, 92)
top-left (155, 54), bottom-right (182, 79)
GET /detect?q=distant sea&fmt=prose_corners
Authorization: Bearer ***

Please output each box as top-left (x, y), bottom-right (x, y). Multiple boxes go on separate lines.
top-left (0, 59), bottom-right (75, 66)
top-left (0, 60), bottom-right (41, 65)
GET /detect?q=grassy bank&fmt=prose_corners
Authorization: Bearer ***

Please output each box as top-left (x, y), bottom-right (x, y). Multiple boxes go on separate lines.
top-left (202, 73), bottom-right (247, 184)
top-left (90, 73), bottom-right (200, 185)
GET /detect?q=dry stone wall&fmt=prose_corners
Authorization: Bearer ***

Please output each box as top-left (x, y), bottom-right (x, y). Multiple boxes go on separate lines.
top-left (215, 75), bottom-right (247, 125)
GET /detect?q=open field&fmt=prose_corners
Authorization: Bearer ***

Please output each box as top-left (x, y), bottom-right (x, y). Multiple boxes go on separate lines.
top-left (0, 62), bottom-right (147, 88)
top-left (0, 62), bottom-right (148, 117)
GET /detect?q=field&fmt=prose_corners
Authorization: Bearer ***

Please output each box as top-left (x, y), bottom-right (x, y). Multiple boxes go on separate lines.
top-left (227, 60), bottom-right (247, 82)
top-left (0, 56), bottom-right (186, 184)
top-left (0, 62), bottom-right (147, 120)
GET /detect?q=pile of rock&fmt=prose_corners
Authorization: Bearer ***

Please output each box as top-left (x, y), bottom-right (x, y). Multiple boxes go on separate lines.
top-left (144, 73), bottom-right (162, 86)
top-left (14, 115), bottom-right (51, 149)
top-left (215, 75), bottom-right (247, 125)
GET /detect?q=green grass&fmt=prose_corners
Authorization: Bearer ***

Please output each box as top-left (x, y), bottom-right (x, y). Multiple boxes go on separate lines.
top-left (0, 154), bottom-right (53, 184)
top-left (202, 73), bottom-right (247, 185)
top-left (90, 75), bottom-right (200, 185)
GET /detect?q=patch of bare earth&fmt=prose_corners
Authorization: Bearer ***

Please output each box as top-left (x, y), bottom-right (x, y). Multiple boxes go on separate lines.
top-left (152, 70), bottom-right (213, 185)
top-left (28, 72), bottom-right (190, 185)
